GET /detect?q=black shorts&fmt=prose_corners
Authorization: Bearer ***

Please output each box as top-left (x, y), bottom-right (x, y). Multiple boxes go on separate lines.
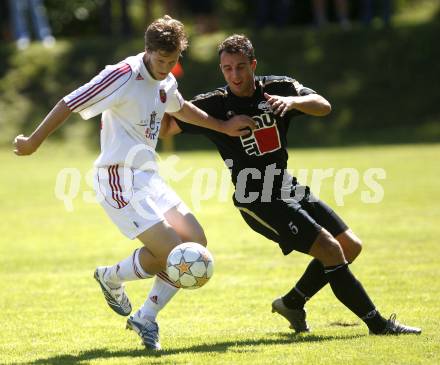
top-left (233, 185), bottom-right (348, 255)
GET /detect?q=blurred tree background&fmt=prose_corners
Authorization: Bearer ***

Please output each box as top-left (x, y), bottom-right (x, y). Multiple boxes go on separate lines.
top-left (0, 0), bottom-right (439, 149)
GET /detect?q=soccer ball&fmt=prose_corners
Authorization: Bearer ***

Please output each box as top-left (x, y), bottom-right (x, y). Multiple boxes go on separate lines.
top-left (166, 242), bottom-right (214, 289)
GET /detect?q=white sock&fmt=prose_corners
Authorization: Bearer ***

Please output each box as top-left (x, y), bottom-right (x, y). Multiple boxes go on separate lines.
top-left (135, 272), bottom-right (180, 322)
top-left (105, 248), bottom-right (152, 287)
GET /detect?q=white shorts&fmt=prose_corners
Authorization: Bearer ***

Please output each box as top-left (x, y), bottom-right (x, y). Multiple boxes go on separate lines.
top-left (94, 165), bottom-right (187, 239)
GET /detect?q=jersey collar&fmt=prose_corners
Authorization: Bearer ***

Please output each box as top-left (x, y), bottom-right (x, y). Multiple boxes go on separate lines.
top-left (140, 52), bottom-right (161, 84)
top-left (226, 79), bottom-right (263, 101)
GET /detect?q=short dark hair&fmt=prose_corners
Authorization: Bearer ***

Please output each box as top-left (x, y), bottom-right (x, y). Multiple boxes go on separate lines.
top-left (218, 34), bottom-right (255, 61)
top-left (145, 15), bottom-right (188, 53)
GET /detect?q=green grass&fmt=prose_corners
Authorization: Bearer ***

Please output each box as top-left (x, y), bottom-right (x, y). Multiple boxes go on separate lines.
top-left (1, 143), bottom-right (440, 364)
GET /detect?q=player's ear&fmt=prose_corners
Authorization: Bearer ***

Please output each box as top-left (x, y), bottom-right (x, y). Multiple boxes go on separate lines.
top-left (251, 59), bottom-right (257, 71)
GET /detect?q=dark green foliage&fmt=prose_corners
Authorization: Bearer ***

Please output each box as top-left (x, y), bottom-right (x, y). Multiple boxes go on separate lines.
top-left (43, 0), bottom-right (105, 36)
top-left (1, 18), bottom-right (439, 149)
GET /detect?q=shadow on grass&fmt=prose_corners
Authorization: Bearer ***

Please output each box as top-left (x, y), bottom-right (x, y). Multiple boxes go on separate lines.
top-left (23, 332), bottom-right (365, 364)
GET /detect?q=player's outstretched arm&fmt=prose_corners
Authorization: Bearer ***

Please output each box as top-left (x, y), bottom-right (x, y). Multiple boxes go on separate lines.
top-left (170, 101), bottom-right (255, 137)
top-left (264, 92), bottom-right (331, 117)
top-left (13, 99), bottom-right (72, 156)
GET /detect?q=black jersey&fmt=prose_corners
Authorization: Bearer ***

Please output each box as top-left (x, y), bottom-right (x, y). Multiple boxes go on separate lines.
top-left (177, 75), bottom-right (316, 202)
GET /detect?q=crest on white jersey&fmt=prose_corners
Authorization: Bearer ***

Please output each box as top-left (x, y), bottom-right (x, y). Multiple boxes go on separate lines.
top-left (160, 89), bottom-right (167, 103)
top-left (143, 111), bottom-right (160, 140)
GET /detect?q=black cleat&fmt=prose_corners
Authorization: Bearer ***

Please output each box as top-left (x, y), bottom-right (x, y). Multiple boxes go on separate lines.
top-left (272, 297), bottom-right (310, 333)
top-left (371, 314), bottom-right (421, 335)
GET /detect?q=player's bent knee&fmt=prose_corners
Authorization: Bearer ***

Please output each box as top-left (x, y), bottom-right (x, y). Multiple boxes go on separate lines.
top-left (337, 230), bottom-right (363, 262)
top-left (346, 235), bottom-right (363, 262)
top-left (324, 239), bottom-right (345, 263)
top-left (137, 222), bottom-right (182, 262)
top-left (353, 237), bottom-right (362, 254)
top-left (189, 230), bottom-right (207, 247)
top-left (310, 230), bottom-right (346, 266)
top-left (192, 222), bottom-right (207, 246)
top-left (187, 225), bottom-right (207, 246)
top-left (197, 232), bottom-right (208, 247)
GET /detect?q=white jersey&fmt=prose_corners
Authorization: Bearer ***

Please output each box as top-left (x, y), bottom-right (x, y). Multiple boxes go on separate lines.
top-left (63, 52), bottom-right (184, 170)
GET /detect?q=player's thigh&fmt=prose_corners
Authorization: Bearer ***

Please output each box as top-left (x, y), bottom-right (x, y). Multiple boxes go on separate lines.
top-left (149, 173), bottom-right (206, 244)
top-left (95, 167), bottom-right (172, 240)
top-left (164, 203), bottom-right (207, 246)
top-left (303, 198), bottom-right (348, 238)
top-left (238, 207), bottom-right (281, 245)
top-left (136, 220), bottom-right (182, 262)
top-left (236, 201), bottom-right (321, 255)
top-left (303, 199), bottom-right (361, 261)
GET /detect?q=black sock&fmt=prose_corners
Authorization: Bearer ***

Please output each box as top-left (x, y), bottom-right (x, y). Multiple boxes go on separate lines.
top-left (325, 264), bottom-right (387, 333)
top-left (361, 309), bottom-right (389, 334)
top-left (282, 258), bottom-right (328, 310)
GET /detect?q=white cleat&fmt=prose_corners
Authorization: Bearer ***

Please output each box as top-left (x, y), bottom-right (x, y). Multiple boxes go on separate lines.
top-left (126, 316), bottom-right (161, 350)
top-left (94, 266), bottom-right (132, 316)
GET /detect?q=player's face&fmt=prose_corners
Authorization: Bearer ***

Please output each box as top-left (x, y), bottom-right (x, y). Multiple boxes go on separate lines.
top-left (220, 52), bottom-right (256, 97)
top-left (145, 49), bottom-right (180, 80)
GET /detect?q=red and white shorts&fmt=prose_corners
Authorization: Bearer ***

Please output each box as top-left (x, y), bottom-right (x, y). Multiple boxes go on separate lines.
top-left (94, 165), bottom-right (187, 239)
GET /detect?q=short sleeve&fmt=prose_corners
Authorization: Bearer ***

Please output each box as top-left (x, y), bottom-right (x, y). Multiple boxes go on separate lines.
top-left (264, 76), bottom-right (318, 119)
top-left (291, 79), bottom-right (316, 96)
top-left (165, 88), bottom-right (184, 113)
top-left (285, 78), bottom-right (316, 118)
top-left (63, 62), bottom-right (132, 120)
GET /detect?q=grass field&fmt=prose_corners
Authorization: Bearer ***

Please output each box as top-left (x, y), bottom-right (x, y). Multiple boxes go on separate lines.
top-left (1, 143), bottom-right (439, 365)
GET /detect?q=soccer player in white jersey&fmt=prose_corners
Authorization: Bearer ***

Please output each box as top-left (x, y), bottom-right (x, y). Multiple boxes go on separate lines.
top-left (13, 16), bottom-right (255, 351)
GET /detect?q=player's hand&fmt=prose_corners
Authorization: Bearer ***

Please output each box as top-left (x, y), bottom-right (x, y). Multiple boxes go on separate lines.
top-left (264, 93), bottom-right (295, 117)
top-left (13, 134), bottom-right (39, 156)
top-left (223, 115), bottom-right (256, 137)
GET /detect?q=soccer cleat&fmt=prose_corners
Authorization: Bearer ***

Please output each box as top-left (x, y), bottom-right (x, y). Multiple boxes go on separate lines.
top-left (271, 297), bottom-right (310, 333)
top-left (94, 267), bottom-right (132, 316)
top-left (371, 314), bottom-right (422, 335)
top-left (126, 316), bottom-right (161, 350)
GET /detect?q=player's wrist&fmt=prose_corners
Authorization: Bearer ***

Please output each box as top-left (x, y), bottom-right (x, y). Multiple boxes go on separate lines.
top-left (212, 117), bottom-right (225, 133)
top-left (28, 132), bottom-right (44, 151)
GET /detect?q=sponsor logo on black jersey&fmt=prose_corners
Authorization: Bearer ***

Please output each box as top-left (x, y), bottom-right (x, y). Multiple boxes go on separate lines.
top-left (240, 113), bottom-right (281, 156)
top-left (257, 101), bottom-right (271, 113)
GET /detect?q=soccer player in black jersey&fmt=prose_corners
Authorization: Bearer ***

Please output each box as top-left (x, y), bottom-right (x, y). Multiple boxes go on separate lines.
top-left (160, 34), bottom-right (421, 335)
